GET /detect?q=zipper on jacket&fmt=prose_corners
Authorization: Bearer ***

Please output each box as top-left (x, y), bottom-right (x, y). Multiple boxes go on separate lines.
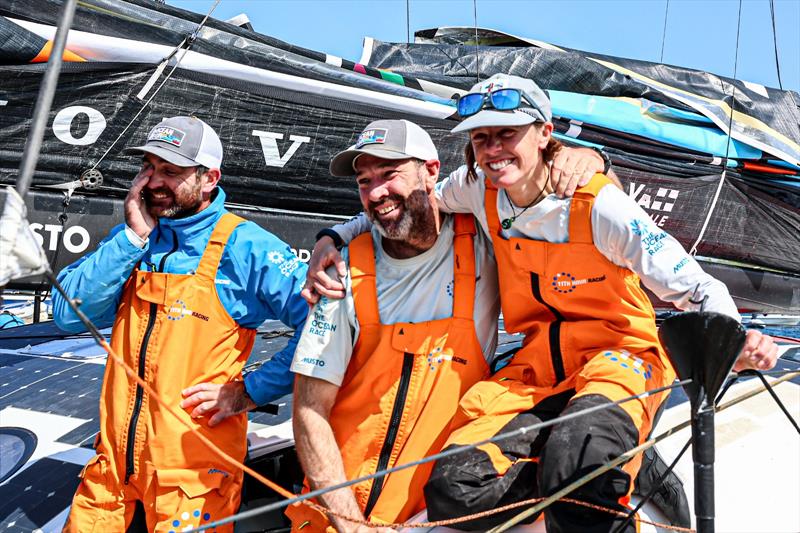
top-left (530, 273), bottom-right (566, 383)
top-left (124, 227), bottom-right (178, 483)
top-left (124, 301), bottom-right (157, 483)
top-left (363, 353), bottom-right (415, 518)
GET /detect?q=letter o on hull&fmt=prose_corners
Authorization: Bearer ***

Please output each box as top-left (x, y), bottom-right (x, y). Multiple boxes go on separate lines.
top-left (53, 106), bottom-right (107, 146)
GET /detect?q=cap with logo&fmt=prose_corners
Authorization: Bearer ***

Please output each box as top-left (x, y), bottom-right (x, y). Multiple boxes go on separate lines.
top-left (329, 119), bottom-right (438, 177)
top-left (126, 116), bottom-right (223, 168)
top-left (451, 74), bottom-right (552, 134)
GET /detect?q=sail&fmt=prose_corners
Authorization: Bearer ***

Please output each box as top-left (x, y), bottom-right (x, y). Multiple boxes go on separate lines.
top-left (0, 1), bottom-right (798, 312)
top-left (364, 26), bottom-right (800, 167)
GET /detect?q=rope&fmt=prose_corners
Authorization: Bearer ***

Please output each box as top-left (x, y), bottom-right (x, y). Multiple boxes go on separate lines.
top-left (412, 496), bottom-right (695, 532)
top-left (689, 0), bottom-right (742, 256)
top-left (613, 438), bottom-right (692, 533)
top-left (488, 369), bottom-right (800, 532)
top-left (768, 0), bottom-right (784, 90)
top-left (41, 255), bottom-right (800, 531)
top-left (42, 265), bottom-right (800, 533)
top-left (195, 379), bottom-right (688, 531)
top-left (196, 368), bottom-right (800, 530)
top-left (88, 0), bottom-right (221, 171)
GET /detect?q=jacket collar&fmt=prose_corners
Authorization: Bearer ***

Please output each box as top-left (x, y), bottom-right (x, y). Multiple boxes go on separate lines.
top-left (155, 187), bottom-right (227, 235)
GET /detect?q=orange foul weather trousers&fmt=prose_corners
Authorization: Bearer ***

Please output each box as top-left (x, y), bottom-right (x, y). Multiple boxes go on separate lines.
top-left (425, 176), bottom-right (677, 533)
top-left (64, 214), bottom-right (255, 532)
top-left (286, 215), bottom-right (489, 531)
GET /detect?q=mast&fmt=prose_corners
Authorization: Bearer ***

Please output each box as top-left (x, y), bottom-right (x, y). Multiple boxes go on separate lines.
top-left (15, 0), bottom-right (78, 199)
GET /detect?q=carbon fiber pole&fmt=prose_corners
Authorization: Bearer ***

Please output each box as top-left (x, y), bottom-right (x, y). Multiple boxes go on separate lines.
top-left (693, 397), bottom-right (715, 533)
top-left (15, 0), bottom-right (78, 199)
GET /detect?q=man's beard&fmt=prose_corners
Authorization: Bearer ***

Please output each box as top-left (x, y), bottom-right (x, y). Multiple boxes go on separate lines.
top-left (367, 188), bottom-right (436, 243)
top-left (144, 180), bottom-right (203, 219)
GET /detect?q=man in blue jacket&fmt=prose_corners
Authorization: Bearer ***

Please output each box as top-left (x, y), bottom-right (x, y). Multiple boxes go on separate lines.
top-left (53, 116), bottom-right (307, 531)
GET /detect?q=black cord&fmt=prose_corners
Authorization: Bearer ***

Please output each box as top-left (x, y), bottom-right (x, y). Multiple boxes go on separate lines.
top-left (612, 437), bottom-right (691, 532)
top-left (659, 0), bottom-right (670, 63)
top-left (768, 0), bottom-right (784, 90)
top-left (738, 369), bottom-right (800, 434)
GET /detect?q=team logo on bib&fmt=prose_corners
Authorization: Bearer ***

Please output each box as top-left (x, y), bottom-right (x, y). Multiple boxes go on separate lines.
top-left (551, 272), bottom-right (606, 294)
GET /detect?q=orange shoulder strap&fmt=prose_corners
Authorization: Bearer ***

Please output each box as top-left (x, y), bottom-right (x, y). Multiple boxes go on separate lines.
top-left (348, 233), bottom-right (380, 327)
top-left (451, 214), bottom-right (477, 321)
top-left (569, 173), bottom-right (612, 244)
top-left (483, 179), bottom-right (502, 235)
top-left (195, 213), bottom-right (246, 282)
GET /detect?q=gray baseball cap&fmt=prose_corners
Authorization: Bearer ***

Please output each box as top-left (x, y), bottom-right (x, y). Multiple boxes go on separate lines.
top-left (330, 119), bottom-right (439, 177)
top-left (126, 116), bottom-right (223, 168)
top-left (451, 74), bottom-right (552, 134)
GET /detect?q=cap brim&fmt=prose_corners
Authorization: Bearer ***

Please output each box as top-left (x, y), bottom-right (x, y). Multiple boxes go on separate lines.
top-left (329, 146), bottom-right (417, 177)
top-left (124, 145), bottom-right (199, 168)
top-left (451, 109), bottom-right (541, 134)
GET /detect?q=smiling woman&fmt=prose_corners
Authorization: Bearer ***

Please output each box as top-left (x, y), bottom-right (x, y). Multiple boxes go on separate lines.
top-left (422, 73), bottom-right (778, 532)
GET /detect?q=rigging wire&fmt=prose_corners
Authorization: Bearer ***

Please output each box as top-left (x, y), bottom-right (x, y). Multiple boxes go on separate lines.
top-left (88, 0), bottom-right (221, 172)
top-left (689, 0), bottom-right (742, 256)
top-left (473, 0), bottom-right (479, 83)
top-left (194, 379), bottom-right (690, 531)
top-left (768, 0), bottom-right (784, 90)
top-left (659, 0), bottom-right (670, 63)
top-left (613, 360), bottom-right (778, 532)
top-left (406, 0), bottom-right (411, 45)
top-left (488, 369), bottom-right (800, 532)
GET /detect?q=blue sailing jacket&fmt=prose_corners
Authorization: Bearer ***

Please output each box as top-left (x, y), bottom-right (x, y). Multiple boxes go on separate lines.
top-left (52, 187), bottom-right (308, 405)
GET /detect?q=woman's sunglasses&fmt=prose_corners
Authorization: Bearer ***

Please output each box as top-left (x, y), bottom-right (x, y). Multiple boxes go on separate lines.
top-left (456, 88), bottom-right (546, 120)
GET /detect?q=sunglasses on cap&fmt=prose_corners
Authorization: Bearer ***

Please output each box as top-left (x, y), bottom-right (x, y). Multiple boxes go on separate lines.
top-left (456, 88), bottom-right (546, 120)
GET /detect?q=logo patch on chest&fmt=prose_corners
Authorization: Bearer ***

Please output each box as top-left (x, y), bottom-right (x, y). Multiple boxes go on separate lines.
top-left (165, 299), bottom-right (209, 322)
top-left (551, 272), bottom-right (606, 294)
top-left (427, 346), bottom-right (468, 371)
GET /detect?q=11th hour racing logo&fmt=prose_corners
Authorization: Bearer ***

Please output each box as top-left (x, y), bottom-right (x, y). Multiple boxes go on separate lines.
top-left (551, 272), bottom-right (606, 294)
top-left (165, 299), bottom-right (209, 322)
top-left (628, 183), bottom-right (680, 227)
top-left (427, 346), bottom-right (468, 372)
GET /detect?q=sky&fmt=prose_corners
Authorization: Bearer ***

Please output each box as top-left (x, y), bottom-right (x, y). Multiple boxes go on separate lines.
top-left (168, 0), bottom-right (800, 93)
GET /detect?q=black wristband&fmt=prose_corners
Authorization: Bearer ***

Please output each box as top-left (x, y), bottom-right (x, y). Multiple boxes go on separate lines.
top-left (315, 228), bottom-right (344, 250)
top-left (591, 147), bottom-right (612, 174)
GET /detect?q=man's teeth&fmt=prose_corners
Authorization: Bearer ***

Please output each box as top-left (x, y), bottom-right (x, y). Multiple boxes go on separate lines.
top-left (488, 159), bottom-right (513, 171)
top-left (377, 204), bottom-right (397, 215)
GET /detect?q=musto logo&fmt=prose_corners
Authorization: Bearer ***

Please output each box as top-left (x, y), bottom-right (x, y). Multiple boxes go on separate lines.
top-left (551, 272), bottom-right (606, 294)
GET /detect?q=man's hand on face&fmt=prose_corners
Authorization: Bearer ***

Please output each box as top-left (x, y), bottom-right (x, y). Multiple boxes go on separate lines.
top-left (549, 147), bottom-right (606, 198)
top-left (125, 163), bottom-right (157, 240)
top-left (180, 381), bottom-right (256, 427)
